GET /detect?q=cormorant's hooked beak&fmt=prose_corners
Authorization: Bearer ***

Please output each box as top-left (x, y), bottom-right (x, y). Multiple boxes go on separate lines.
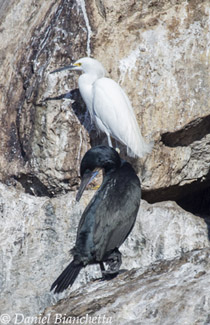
top-left (76, 171), bottom-right (99, 202)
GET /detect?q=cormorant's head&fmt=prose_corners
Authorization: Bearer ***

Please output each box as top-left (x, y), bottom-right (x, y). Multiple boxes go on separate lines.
top-left (76, 146), bottom-right (121, 202)
top-left (50, 57), bottom-right (106, 78)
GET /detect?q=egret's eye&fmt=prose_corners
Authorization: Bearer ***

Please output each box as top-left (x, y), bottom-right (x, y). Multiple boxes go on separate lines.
top-left (74, 62), bottom-right (82, 67)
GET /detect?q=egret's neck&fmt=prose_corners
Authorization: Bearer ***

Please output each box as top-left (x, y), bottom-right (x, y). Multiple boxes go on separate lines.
top-left (79, 72), bottom-right (99, 86)
top-left (78, 73), bottom-right (99, 118)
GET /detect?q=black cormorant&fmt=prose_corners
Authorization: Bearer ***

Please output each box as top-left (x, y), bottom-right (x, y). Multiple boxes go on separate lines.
top-left (51, 146), bottom-right (141, 293)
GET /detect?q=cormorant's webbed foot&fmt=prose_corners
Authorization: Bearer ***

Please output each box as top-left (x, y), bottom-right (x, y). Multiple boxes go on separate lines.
top-left (100, 249), bottom-right (122, 280)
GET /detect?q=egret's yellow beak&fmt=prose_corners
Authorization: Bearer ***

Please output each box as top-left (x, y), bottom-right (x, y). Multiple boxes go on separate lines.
top-left (50, 62), bottom-right (81, 74)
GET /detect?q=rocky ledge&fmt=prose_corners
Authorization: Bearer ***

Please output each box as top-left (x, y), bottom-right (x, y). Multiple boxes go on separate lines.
top-left (41, 248), bottom-right (210, 325)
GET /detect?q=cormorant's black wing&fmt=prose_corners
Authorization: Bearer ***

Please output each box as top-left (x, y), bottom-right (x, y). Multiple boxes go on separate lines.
top-left (75, 163), bottom-right (141, 262)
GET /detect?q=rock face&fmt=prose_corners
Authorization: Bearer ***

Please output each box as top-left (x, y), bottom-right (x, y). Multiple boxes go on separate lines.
top-left (0, 0), bottom-right (91, 194)
top-left (0, 0), bottom-right (209, 198)
top-left (87, 0), bottom-right (210, 201)
top-left (0, 0), bottom-right (210, 324)
top-left (41, 248), bottom-right (210, 325)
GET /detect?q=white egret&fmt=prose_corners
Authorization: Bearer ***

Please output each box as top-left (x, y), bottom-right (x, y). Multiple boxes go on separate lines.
top-left (50, 57), bottom-right (153, 158)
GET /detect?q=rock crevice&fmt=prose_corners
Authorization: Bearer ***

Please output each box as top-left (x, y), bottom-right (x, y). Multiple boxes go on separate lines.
top-left (161, 114), bottom-right (210, 147)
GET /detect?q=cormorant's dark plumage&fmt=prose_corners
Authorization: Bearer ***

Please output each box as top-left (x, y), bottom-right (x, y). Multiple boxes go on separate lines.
top-left (51, 146), bottom-right (141, 293)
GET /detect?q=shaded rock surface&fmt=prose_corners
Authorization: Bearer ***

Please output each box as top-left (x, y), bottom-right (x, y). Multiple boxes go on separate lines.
top-left (41, 248), bottom-right (210, 325)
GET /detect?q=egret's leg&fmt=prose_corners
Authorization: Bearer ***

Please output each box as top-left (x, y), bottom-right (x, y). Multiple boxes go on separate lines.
top-left (114, 139), bottom-right (118, 148)
top-left (113, 139), bottom-right (120, 154)
top-left (107, 134), bottom-right (113, 147)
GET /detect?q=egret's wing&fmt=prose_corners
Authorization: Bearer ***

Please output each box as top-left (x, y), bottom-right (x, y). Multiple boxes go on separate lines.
top-left (93, 78), bottom-right (152, 157)
top-left (78, 77), bottom-right (94, 120)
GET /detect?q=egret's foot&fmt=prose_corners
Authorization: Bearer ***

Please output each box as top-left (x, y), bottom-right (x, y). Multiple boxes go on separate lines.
top-left (115, 147), bottom-right (120, 154)
top-left (92, 184), bottom-right (101, 190)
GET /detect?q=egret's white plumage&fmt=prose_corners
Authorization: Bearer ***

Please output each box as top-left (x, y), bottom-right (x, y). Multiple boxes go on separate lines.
top-left (51, 57), bottom-right (153, 158)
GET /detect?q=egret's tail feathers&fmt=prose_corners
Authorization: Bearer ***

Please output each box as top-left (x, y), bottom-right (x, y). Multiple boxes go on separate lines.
top-left (51, 260), bottom-right (82, 294)
top-left (127, 137), bottom-right (154, 158)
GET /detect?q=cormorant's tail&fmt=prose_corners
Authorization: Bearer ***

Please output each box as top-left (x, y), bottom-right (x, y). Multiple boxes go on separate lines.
top-left (51, 260), bottom-right (83, 293)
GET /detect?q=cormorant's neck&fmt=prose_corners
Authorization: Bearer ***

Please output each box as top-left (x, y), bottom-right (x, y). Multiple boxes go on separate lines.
top-left (103, 158), bottom-right (122, 175)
